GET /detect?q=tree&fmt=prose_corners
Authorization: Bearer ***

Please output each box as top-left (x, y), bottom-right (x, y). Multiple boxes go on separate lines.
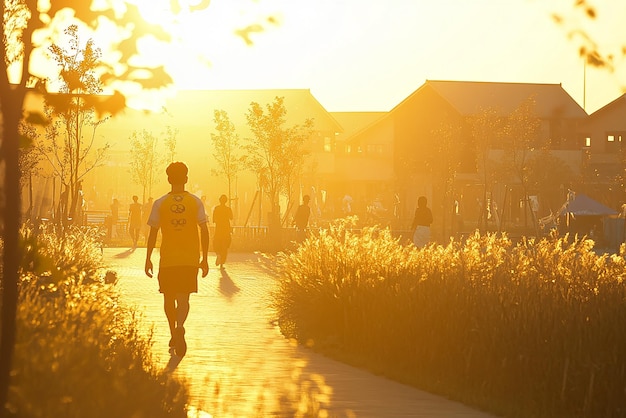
top-left (211, 109), bottom-right (244, 202)
top-left (244, 96), bottom-right (313, 247)
top-left (129, 129), bottom-right (158, 204)
top-left (470, 107), bottom-right (505, 231)
top-left (163, 125), bottom-right (178, 164)
top-left (17, 120), bottom-right (41, 220)
top-left (40, 25), bottom-right (112, 224)
top-left (499, 97), bottom-right (543, 232)
top-left (525, 149), bottom-right (574, 215)
top-left (129, 126), bottom-right (178, 203)
top-left (427, 121), bottom-right (462, 239)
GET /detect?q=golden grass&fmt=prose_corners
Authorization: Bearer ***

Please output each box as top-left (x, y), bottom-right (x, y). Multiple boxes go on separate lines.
top-left (272, 219), bottom-right (626, 418)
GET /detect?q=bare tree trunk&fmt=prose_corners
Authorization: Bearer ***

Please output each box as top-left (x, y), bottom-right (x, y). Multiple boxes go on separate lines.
top-left (0, 90), bottom-right (24, 418)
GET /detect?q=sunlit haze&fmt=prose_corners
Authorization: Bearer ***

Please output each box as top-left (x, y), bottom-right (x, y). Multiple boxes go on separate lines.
top-left (117, 0), bottom-right (626, 113)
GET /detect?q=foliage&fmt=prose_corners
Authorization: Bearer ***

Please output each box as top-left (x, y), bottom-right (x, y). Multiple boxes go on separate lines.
top-left (129, 127), bottom-right (178, 203)
top-left (525, 149), bottom-right (575, 213)
top-left (163, 126), bottom-right (178, 165)
top-left (2, 225), bottom-right (189, 417)
top-left (470, 106), bottom-right (504, 229)
top-left (2, 0), bottom-right (29, 67)
top-left (428, 120), bottom-right (463, 238)
top-left (17, 120), bottom-right (41, 189)
top-left (37, 25), bottom-right (110, 222)
top-left (273, 222), bottom-right (626, 418)
top-left (551, 0), bottom-right (625, 78)
top-left (500, 96), bottom-right (543, 188)
top-left (211, 109), bottom-right (245, 201)
top-left (244, 96), bottom-right (314, 215)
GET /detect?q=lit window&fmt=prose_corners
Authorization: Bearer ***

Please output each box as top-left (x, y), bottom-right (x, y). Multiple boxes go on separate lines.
top-left (606, 132), bottom-right (626, 152)
top-left (323, 137), bottom-right (332, 152)
top-left (585, 137), bottom-right (591, 147)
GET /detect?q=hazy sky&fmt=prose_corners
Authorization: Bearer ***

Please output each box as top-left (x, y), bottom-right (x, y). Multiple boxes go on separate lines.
top-left (128, 0), bottom-right (626, 113)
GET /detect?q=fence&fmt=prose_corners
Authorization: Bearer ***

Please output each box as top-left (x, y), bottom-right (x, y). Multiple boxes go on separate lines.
top-left (81, 211), bottom-right (417, 252)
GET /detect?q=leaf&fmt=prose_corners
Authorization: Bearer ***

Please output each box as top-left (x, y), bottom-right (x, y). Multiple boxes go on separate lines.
top-left (84, 90), bottom-right (126, 118)
top-left (24, 111), bottom-right (48, 126)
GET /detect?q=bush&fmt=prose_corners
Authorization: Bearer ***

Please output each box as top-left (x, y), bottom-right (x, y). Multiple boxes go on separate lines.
top-left (272, 219), bottom-right (626, 418)
top-left (3, 225), bottom-right (189, 418)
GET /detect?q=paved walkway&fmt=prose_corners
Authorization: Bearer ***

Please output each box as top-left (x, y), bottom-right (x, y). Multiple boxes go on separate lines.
top-left (105, 248), bottom-right (497, 418)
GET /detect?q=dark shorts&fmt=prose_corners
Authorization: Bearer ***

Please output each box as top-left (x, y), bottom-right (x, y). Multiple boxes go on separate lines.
top-left (158, 266), bottom-right (198, 295)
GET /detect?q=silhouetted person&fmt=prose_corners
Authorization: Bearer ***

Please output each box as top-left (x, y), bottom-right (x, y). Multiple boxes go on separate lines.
top-left (128, 195), bottom-right (142, 249)
top-left (411, 195), bottom-right (433, 248)
top-left (212, 194), bottom-right (233, 268)
top-left (293, 194), bottom-right (311, 243)
top-left (144, 162), bottom-right (209, 357)
top-left (110, 198), bottom-right (119, 239)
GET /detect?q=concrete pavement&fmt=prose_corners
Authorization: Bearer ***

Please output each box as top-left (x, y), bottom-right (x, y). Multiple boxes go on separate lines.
top-left (104, 247), bottom-right (497, 417)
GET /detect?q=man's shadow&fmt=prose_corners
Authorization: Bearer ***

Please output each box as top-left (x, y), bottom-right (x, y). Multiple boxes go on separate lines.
top-left (164, 351), bottom-right (182, 372)
top-left (113, 248), bottom-right (135, 258)
top-left (219, 268), bottom-right (240, 300)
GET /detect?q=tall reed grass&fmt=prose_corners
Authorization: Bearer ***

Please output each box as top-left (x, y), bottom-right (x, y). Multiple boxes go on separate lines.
top-left (3, 225), bottom-right (189, 417)
top-left (272, 218), bottom-right (626, 418)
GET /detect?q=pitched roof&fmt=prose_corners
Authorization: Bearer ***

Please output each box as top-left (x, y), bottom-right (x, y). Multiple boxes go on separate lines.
top-left (330, 111), bottom-right (386, 141)
top-left (400, 80), bottom-right (588, 119)
top-left (103, 88), bottom-right (343, 136)
top-left (171, 89), bottom-right (343, 131)
top-left (586, 93), bottom-right (626, 119)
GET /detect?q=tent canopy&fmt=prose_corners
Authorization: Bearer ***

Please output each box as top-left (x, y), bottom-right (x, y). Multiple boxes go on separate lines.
top-left (557, 193), bottom-right (618, 217)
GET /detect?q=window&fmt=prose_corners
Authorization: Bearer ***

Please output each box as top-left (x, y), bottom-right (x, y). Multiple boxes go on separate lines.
top-left (606, 132), bottom-right (626, 152)
top-left (366, 144), bottom-right (384, 155)
top-left (323, 137), bottom-right (332, 153)
top-left (585, 137), bottom-right (591, 147)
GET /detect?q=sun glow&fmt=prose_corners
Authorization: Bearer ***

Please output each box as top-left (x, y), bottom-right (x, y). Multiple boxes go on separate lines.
top-left (125, 0), bottom-right (283, 96)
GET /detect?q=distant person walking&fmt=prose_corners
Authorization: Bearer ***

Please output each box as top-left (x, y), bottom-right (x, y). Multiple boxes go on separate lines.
top-left (144, 162), bottom-right (209, 357)
top-left (410, 195), bottom-right (433, 248)
top-left (293, 194), bottom-right (311, 243)
top-left (128, 195), bottom-right (142, 249)
top-left (110, 198), bottom-right (120, 239)
top-left (212, 194), bottom-right (233, 268)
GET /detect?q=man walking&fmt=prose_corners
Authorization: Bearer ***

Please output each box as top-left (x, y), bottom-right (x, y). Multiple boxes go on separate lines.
top-left (293, 194), bottom-right (311, 243)
top-left (144, 162), bottom-right (209, 357)
top-left (128, 195), bottom-right (142, 249)
top-left (212, 194), bottom-right (233, 268)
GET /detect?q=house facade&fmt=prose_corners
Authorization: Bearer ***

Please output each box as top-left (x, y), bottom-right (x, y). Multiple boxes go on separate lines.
top-left (577, 94), bottom-right (626, 210)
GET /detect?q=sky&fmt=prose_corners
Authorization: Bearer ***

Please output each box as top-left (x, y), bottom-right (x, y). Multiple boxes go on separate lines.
top-left (109, 0), bottom-right (626, 113)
